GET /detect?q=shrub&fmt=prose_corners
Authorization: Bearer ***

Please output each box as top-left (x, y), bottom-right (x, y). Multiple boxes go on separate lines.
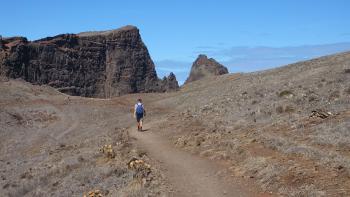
top-left (308, 95), bottom-right (319, 102)
top-left (276, 106), bottom-right (284, 113)
top-left (276, 106), bottom-right (295, 113)
top-left (278, 90), bottom-right (293, 97)
top-left (329, 90), bottom-right (340, 100)
top-left (284, 106), bottom-right (295, 113)
top-left (345, 88), bottom-right (350, 95)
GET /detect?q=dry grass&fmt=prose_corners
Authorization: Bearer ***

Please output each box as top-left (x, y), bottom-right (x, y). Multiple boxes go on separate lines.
top-left (276, 106), bottom-right (284, 114)
top-left (278, 184), bottom-right (325, 197)
top-left (240, 157), bottom-right (286, 191)
top-left (278, 90), bottom-right (294, 97)
top-left (345, 87), bottom-right (350, 95)
top-left (311, 121), bottom-right (350, 149)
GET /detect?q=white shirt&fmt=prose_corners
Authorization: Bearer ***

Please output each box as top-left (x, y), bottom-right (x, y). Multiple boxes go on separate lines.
top-left (135, 102), bottom-right (144, 112)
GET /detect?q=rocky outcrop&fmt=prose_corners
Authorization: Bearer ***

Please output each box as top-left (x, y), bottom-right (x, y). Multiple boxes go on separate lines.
top-left (0, 26), bottom-right (178, 97)
top-left (160, 72), bottom-right (179, 92)
top-left (185, 54), bottom-right (228, 84)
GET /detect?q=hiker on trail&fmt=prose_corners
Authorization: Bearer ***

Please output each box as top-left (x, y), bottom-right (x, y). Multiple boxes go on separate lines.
top-left (134, 98), bottom-right (146, 131)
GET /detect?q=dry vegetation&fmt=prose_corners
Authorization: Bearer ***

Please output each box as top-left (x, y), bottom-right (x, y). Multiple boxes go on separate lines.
top-left (152, 51), bottom-right (350, 196)
top-left (0, 80), bottom-right (168, 197)
top-left (0, 51), bottom-right (349, 196)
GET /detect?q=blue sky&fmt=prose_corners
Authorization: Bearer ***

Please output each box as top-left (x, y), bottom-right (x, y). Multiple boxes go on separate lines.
top-left (2, 0), bottom-right (350, 84)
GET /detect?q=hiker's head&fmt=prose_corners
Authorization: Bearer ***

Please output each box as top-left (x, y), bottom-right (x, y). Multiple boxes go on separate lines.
top-left (137, 98), bottom-right (142, 103)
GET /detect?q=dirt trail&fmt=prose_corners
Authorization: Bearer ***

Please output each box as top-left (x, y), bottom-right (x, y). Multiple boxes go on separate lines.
top-left (130, 122), bottom-right (259, 197)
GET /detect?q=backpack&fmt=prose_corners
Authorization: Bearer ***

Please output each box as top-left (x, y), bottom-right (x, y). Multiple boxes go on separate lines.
top-left (136, 103), bottom-right (144, 114)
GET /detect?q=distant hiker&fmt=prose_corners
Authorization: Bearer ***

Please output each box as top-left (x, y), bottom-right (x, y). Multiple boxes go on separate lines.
top-left (134, 98), bottom-right (146, 131)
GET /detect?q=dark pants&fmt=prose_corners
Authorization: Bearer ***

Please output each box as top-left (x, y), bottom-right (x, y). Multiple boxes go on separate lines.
top-left (136, 113), bottom-right (144, 122)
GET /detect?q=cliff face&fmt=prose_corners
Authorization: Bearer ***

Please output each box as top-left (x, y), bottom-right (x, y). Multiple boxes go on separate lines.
top-left (185, 54), bottom-right (228, 84)
top-left (0, 26), bottom-right (178, 97)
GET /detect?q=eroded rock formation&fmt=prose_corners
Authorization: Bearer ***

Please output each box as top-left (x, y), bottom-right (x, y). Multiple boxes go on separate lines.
top-left (0, 26), bottom-right (178, 97)
top-left (185, 54), bottom-right (228, 84)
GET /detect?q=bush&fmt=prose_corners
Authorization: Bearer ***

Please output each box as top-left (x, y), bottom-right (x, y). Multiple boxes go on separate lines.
top-left (278, 90), bottom-right (293, 97)
top-left (251, 100), bottom-right (258, 105)
top-left (276, 106), bottom-right (284, 113)
top-left (329, 90), bottom-right (340, 100)
top-left (345, 88), bottom-right (350, 95)
top-left (284, 105), bottom-right (295, 113)
top-left (276, 106), bottom-right (295, 113)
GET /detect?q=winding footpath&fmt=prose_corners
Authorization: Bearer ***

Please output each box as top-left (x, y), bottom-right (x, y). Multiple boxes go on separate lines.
top-left (129, 122), bottom-right (260, 197)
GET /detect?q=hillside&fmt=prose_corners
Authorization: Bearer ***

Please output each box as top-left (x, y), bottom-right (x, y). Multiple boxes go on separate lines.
top-left (0, 51), bottom-right (349, 196)
top-left (156, 51), bottom-right (350, 196)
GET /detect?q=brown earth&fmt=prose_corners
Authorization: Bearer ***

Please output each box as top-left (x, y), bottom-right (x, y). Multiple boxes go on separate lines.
top-left (1, 51), bottom-right (350, 196)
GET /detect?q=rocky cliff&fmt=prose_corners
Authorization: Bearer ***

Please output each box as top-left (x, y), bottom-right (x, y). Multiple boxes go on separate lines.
top-left (0, 26), bottom-right (178, 97)
top-left (185, 54), bottom-right (228, 84)
top-left (160, 72), bottom-right (179, 91)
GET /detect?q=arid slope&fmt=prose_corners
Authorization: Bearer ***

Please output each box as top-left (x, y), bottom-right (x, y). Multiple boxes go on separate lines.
top-left (0, 51), bottom-right (349, 197)
top-left (154, 51), bottom-right (350, 196)
top-left (0, 80), bottom-right (169, 196)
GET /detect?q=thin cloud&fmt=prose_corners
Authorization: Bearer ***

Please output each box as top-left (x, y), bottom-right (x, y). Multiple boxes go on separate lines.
top-left (194, 42), bottom-right (350, 63)
top-left (155, 42), bottom-right (350, 85)
top-left (154, 60), bottom-right (191, 85)
top-left (216, 42), bottom-right (350, 72)
top-left (157, 67), bottom-right (189, 73)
